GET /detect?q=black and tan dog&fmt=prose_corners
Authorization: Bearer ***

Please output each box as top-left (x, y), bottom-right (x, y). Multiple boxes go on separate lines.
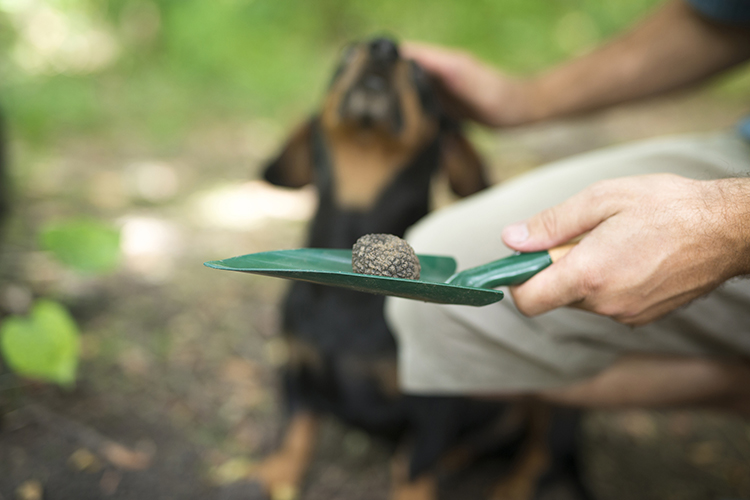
top-left (254, 37), bottom-right (591, 500)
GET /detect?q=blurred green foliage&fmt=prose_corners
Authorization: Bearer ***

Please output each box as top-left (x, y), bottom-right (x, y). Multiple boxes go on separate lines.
top-left (39, 218), bottom-right (121, 274)
top-left (0, 299), bottom-right (80, 388)
top-left (0, 0), bottom-right (665, 146)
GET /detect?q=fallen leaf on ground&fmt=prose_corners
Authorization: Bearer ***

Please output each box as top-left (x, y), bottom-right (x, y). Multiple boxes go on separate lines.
top-left (15, 480), bottom-right (43, 500)
top-left (619, 411), bottom-right (657, 440)
top-left (688, 441), bottom-right (722, 466)
top-left (271, 484), bottom-right (298, 500)
top-left (69, 448), bottom-right (103, 473)
top-left (102, 441), bottom-right (153, 470)
top-left (100, 469), bottom-right (122, 496)
top-left (208, 456), bottom-right (256, 485)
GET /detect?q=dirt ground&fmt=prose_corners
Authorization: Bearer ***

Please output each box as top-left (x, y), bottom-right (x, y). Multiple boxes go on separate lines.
top-left (1, 92), bottom-right (749, 500)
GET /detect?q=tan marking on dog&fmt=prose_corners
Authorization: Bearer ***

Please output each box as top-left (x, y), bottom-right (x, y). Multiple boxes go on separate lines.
top-left (390, 451), bottom-right (438, 500)
top-left (285, 336), bottom-right (324, 372)
top-left (438, 402), bottom-right (530, 473)
top-left (371, 357), bottom-right (400, 399)
top-left (253, 412), bottom-right (319, 500)
top-left (259, 41), bottom-right (492, 500)
top-left (321, 53), bottom-right (439, 210)
top-left (490, 403), bottom-right (551, 500)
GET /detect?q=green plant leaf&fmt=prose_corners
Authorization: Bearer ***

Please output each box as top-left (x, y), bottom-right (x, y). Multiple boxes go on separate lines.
top-left (0, 300), bottom-right (81, 387)
top-left (39, 218), bottom-right (121, 275)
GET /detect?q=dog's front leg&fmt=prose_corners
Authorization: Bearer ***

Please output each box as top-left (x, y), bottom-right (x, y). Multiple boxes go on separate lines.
top-left (390, 451), bottom-right (438, 500)
top-left (489, 402), bottom-right (551, 500)
top-left (252, 411), bottom-right (319, 500)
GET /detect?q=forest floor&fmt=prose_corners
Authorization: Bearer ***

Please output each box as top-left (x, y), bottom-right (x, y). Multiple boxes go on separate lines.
top-left (1, 90), bottom-right (749, 500)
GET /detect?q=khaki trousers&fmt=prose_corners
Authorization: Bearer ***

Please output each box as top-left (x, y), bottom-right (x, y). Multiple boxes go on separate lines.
top-left (385, 132), bottom-right (750, 394)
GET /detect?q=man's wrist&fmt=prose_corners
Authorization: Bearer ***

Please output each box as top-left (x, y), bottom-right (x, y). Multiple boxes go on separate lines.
top-left (505, 73), bottom-right (581, 126)
top-left (708, 177), bottom-right (750, 277)
top-left (491, 77), bottom-right (553, 127)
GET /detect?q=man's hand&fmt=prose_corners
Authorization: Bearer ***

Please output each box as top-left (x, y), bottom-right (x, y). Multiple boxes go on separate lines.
top-left (501, 174), bottom-right (750, 326)
top-left (405, 3), bottom-right (750, 129)
top-left (402, 42), bottom-right (539, 127)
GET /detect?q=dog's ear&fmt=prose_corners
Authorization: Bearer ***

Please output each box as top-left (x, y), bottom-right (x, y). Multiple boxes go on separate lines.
top-left (439, 121), bottom-right (489, 197)
top-left (263, 119), bottom-right (315, 188)
top-left (408, 61), bottom-right (439, 118)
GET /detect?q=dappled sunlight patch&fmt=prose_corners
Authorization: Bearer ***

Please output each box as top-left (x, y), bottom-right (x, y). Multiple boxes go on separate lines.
top-left (206, 456), bottom-right (257, 486)
top-left (118, 0), bottom-right (161, 46)
top-left (88, 170), bottom-right (129, 210)
top-left (189, 180), bottom-right (316, 231)
top-left (88, 160), bottom-right (181, 209)
top-left (614, 410), bottom-right (658, 442)
top-left (125, 160), bottom-right (180, 203)
top-left (119, 215), bottom-right (183, 282)
top-left (3, 0), bottom-right (120, 75)
top-left (14, 480), bottom-right (43, 500)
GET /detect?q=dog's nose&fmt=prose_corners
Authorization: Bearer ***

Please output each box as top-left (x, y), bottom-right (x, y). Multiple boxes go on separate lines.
top-left (369, 38), bottom-right (399, 63)
top-left (363, 74), bottom-right (386, 91)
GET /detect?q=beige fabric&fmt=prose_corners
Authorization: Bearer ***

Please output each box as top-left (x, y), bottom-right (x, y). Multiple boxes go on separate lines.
top-left (385, 132), bottom-right (750, 394)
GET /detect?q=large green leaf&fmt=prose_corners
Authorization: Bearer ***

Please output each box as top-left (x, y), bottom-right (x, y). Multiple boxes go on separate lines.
top-left (0, 300), bottom-right (81, 387)
top-left (39, 218), bottom-right (121, 275)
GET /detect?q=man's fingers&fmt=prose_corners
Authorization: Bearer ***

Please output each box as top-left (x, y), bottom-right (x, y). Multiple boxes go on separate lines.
top-left (401, 42), bottom-right (461, 78)
top-left (508, 245), bottom-right (592, 316)
top-left (502, 180), bottom-right (621, 253)
top-left (511, 251), bottom-right (707, 321)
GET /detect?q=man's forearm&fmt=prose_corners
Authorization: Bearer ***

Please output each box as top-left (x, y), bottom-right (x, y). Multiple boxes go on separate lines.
top-left (716, 176), bottom-right (750, 278)
top-left (526, 0), bottom-right (750, 122)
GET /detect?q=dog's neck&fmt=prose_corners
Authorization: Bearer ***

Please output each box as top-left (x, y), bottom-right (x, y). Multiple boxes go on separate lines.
top-left (308, 119), bottom-right (441, 249)
top-left (319, 118), bottom-right (438, 211)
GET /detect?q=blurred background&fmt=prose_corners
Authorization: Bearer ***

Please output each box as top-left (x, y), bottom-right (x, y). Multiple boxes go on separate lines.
top-left (1, 0), bottom-right (749, 499)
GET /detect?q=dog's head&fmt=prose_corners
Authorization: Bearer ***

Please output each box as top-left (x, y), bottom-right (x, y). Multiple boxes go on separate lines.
top-left (264, 37), bottom-right (487, 210)
top-left (324, 37), bottom-right (437, 139)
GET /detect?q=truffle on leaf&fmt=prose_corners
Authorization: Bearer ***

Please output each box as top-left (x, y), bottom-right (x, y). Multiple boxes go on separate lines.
top-left (352, 234), bottom-right (421, 280)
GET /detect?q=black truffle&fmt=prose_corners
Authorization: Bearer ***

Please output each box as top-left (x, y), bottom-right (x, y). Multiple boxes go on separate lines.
top-left (352, 234), bottom-right (421, 280)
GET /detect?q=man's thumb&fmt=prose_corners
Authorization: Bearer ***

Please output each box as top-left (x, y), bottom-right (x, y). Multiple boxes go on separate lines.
top-left (502, 185), bottom-right (614, 252)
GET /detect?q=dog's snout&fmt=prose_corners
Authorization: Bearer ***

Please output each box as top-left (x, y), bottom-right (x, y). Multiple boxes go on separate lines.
top-left (363, 74), bottom-right (386, 91)
top-left (369, 38), bottom-right (399, 64)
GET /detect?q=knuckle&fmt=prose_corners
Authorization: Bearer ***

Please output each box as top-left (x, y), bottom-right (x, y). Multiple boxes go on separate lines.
top-left (536, 208), bottom-right (560, 238)
top-left (587, 179), bottom-right (614, 198)
top-left (577, 267), bottom-right (605, 296)
top-left (585, 179), bottom-right (618, 206)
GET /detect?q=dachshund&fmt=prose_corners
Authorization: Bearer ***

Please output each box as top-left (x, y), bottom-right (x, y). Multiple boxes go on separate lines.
top-left (254, 37), bottom-right (592, 500)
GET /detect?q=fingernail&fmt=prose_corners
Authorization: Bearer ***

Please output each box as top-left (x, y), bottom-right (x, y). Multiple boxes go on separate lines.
top-left (503, 222), bottom-right (528, 244)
